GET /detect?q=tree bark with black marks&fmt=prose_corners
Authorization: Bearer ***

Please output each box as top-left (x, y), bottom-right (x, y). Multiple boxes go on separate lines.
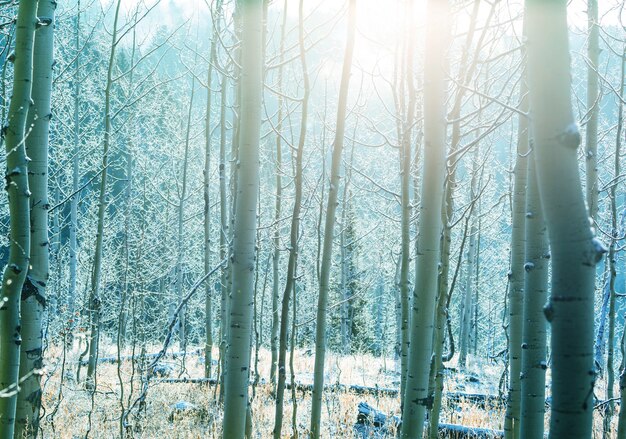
top-left (504, 71), bottom-right (529, 439)
top-left (221, 0), bottom-right (264, 435)
top-left (400, 0), bottom-right (449, 437)
top-left (525, 1), bottom-right (604, 437)
top-left (15, 0), bottom-right (55, 436)
top-left (0, 0), bottom-right (37, 436)
top-left (519, 154), bottom-right (549, 439)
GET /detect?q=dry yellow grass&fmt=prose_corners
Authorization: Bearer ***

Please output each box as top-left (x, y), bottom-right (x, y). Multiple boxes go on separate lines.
top-left (40, 341), bottom-right (403, 438)
top-left (37, 341), bottom-right (620, 438)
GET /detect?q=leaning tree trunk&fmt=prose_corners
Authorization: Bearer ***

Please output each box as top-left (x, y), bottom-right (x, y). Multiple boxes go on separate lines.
top-left (15, 0), bottom-right (55, 436)
top-left (525, 1), bottom-right (603, 437)
top-left (399, 0), bottom-right (449, 437)
top-left (272, 0), bottom-right (309, 435)
top-left (504, 71), bottom-right (529, 439)
top-left (519, 154), bottom-right (549, 439)
top-left (221, 0), bottom-right (263, 436)
top-left (309, 1), bottom-right (357, 436)
top-left (86, 0), bottom-right (122, 388)
top-left (0, 0), bottom-right (36, 436)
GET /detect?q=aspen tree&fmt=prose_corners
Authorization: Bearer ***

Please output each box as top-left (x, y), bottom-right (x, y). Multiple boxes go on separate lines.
top-left (458, 150), bottom-right (479, 369)
top-left (309, 0), bottom-right (357, 436)
top-left (339, 142), bottom-right (357, 354)
top-left (620, 349), bottom-right (626, 438)
top-left (619, 211), bottom-right (626, 439)
top-left (0, 0), bottom-right (36, 436)
top-left (525, 1), bottom-right (603, 437)
top-left (273, 0), bottom-right (308, 434)
top-left (516, 57), bottom-right (547, 439)
top-left (602, 42), bottom-right (624, 438)
top-left (585, 0), bottom-right (599, 221)
top-left (221, 0), bottom-right (263, 436)
top-left (116, 17), bottom-right (138, 351)
top-left (68, 1), bottom-right (80, 346)
top-left (218, 72), bottom-right (228, 396)
top-left (87, 0), bottom-right (122, 387)
top-left (428, 2), bottom-right (485, 430)
top-left (504, 75), bottom-right (529, 439)
top-left (519, 146), bottom-right (549, 439)
top-left (176, 58), bottom-right (197, 352)
top-left (204, 0), bottom-right (223, 379)
top-left (270, 0), bottom-right (288, 386)
top-left (400, 0), bottom-right (449, 437)
top-left (397, 0), bottom-right (416, 402)
top-left (0, 0), bottom-right (38, 433)
top-left (15, 0), bottom-right (55, 435)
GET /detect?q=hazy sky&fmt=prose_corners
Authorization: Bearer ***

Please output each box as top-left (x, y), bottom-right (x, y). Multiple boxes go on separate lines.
top-left (103, 0), bottom-right (626, 48)
top-left (93, 0), bottom-right (625, 80)
top-left (112, 0), bottom-right (624, 28)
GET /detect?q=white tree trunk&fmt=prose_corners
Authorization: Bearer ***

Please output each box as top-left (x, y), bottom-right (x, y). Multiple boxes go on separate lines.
top-left (525, 1), bottom-right (603, 437)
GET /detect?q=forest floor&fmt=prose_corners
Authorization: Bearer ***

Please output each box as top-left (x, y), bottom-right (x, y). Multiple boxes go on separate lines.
top-left (38, 340), bottom-right (617, 438)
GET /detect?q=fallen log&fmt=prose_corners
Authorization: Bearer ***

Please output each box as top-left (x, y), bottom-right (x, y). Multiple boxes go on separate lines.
top-left (156, 378), bottom-right (218, 385)
top-left (355, 402), bottom-right (504, 439)
top-left (149, 376), bottom-right (500, 407)
top-left (445, 392), bottom-right (505, 409)
top-left (151, 378), bottom-right (618, 416)
top-left (285, 382), bottom-right (398, 397)
top-left (78, 348), bottom-right (206, 366)
top-left (285, 383), bottom-right (504, 407)
top-left (437, 423), bottom-right (504, 438)
top-left (152, 379), bottom-right (397, 396)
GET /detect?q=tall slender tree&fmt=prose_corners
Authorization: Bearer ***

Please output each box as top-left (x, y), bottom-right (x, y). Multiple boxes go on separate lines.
top-left (273, 0), bottom-right (309, 435)
top-left (270, 0), bottom-right (288, 386)
top-left (525, 1), bottom-right (603, 437)
top-left (87, 0), bottom-right (122, 388)
top-left (397, 0), bottom-right (416, 401)
top-left (221, 0), bottom-right (264, 436)
top-left (67, 1), bottom-right (81, 345)
top-left (428, 2), bottom-right (486, 429)
top-left (519, 155), bottom-right (549, 439)
top-left (309, 1), bottom-right (357, 436)
top-left (86, 0), bottom-right (122, 387)
top-left (15, 0), bottom-right (56, 435)
top-left (585, 0), bottom-right (599, 221)
top-left (504, 72), bottom-right (529, 439)
top-left (218, 71), bottom-right (229, 396)
top-left (400, 0), bottom-right (449, 437)
top-left (0, 0), bottom-right (37, 436)
top-left (458, 150), bottom-right (480, 369)
top-left (602, 40), bottom-right (624, 438)
top-left (204, 0), bottom-right (224, 379)
top-left (175, 54), bottom-right (197, 352)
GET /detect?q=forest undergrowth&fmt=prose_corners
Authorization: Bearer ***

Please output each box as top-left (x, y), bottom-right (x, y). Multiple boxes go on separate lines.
top-left (35, 341), bottom-right (617, 438)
